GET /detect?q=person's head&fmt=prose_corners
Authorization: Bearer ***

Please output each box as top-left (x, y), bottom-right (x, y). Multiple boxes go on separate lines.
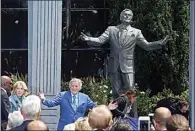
top-left (110, 120), bottom-right (133, 131)
top-left (126, 89), bottom-right (137, 104)
top-left (120, 9), bottom-right (133, 24)
top-left (1, 75), bottom-right (12, 91)
top-left (7, 111), bottom-right (24, 130)
top-left (69, 78), bottom-right (82, 94)
top-left (178, 100), bottom-right (189, 113)
top-left (13, 81), bottom-right (27, 97)
top-left (75, 117), bottom-right (92, 131)
top-left (21, 95), bottom-right (41, 120)
top-left (88, 105), bottom-right (113, 129)
top-left (26, 120), bottom-right (49, 131)
top-left (153, 107), bottom-right (172, 130)
top-left (166, 114), bottom-right (190, 131)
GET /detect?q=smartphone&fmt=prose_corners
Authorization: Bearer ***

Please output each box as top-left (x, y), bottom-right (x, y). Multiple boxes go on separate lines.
top-left (138, 116), bottom-right (150, 131)
top-left (148, 113), bottom-right (154, 127)
top-left (149, 113), bottom-right (154, 121)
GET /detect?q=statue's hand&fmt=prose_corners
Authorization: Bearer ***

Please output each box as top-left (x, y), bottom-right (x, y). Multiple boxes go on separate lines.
top-left (160, 35), bottom-right (170, 46)
top-left (80, 32), bottom-right (90, 41)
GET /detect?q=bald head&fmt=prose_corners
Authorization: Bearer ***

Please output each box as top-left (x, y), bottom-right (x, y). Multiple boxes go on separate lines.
top-left (1, 76), bottom-right (11, 91)
top-left (154, 107), bottom-right (171, 129)
top-left (26, 120), bottom-right (49, 131)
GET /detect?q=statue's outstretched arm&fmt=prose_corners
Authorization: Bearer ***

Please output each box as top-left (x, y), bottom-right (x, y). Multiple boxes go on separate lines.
top-left (80, 27), bottom-right (110, 46)
top-left (136, 30), bottom-right (169, 51)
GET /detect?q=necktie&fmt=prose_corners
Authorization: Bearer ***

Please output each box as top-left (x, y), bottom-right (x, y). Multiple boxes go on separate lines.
top-left (72, 95), bottom-right (77, 111)
top-left (119, 29), bottom-right (127, 45)
top-left (73, 95), bottom-right (76, 105)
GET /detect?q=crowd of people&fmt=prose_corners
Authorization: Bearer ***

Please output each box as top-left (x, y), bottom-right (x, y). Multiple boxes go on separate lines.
top-left (1, 75), bottom-right (191, 131)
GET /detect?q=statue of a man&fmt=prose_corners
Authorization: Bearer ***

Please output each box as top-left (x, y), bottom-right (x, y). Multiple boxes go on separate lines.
top-left (80, 9), bottom-right (169, 117)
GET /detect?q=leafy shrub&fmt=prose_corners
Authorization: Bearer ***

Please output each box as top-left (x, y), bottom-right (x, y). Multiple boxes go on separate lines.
top-left (137, 88), bottom-right (189, 115)
top-left (6, 72), bottom-right (28, 90)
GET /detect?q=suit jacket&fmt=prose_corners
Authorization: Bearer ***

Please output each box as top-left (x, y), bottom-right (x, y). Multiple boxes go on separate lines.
top-left (9, 94), bottom-right (25, 112)
top-left (1, 88), bottom-right (11, 131)
top-left (42, 90), bottom-right (96, 131)
top-left (155, 97), bottom-right (189, 120)
top-left (111, 95), bottom-right (131, 118)
top-left (88, 25), bottom-right (163, 73)
top-left (9, 120), bottom-right (33, 131)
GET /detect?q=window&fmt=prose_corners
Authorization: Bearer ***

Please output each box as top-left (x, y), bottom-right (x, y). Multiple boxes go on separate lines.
top-left (61, 0), bottom-right (109, 80)
top-left (1, 0), bottom-right (109, 79)
top-left (1, 0), bottom-right (28, 75)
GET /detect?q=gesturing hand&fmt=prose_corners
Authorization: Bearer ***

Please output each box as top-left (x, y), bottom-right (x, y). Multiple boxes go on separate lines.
top-left (161, 35), bottom-right (170, 46)
top-left (38, 92), bottom-right (45, 101)
top-left (108, 100), bottom-right (118, 110)
top-left (80, 32), bottom-right (90, 41)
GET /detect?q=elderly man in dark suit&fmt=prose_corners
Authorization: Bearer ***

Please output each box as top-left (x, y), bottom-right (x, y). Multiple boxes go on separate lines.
top-left (1, 76), bottom-right (11, 131)
top-left (81, 9), bottom-right (169, 117)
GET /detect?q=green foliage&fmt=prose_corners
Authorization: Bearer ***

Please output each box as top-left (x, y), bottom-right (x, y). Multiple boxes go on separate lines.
top-left (9, 72), bottom-right (28, 90)
top-left (137, 88), bottom-right (189, 115)
top-left (107, 0), bottom-right (190, 94)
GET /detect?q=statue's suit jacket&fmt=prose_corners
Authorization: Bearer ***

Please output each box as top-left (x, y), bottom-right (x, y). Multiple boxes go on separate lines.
top-left (42, 90), bottom-right (96, 131)
top-left (88, 25), bottom-right (162, 73)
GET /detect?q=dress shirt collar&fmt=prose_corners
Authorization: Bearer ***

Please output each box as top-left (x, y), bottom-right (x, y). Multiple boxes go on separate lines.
top-left (118, 24), bottom-right (131, 30)
top-left (1, 87), bottom-right (7, 93)
top-left (71, 92), bottom-right (78, 98)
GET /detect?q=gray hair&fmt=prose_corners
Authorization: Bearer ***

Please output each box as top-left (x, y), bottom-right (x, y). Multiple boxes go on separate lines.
top-left (69, 78), bottom-right (83, 90)
top-left (63, 123), bottom-right (75, 130)
top-left (7, 111), bottom-right (24, 129)
top-left (21, 95), bottom-right (41, 119)
top-left (120, 9), bottom-right (133, 21)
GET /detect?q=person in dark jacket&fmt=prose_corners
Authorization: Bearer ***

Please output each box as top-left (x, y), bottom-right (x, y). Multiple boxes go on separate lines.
top-left (155, 97), bottom-right (189, 120)
top-left (108, 89), bottom-right (137, 118)
top-left (1, 76), bottom-right (12, 131)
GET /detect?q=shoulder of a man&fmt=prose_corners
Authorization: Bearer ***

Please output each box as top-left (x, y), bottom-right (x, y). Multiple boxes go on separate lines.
top-left (9, 124), bottom-right (24, 131)
top-left (131, 27), bottom-right (141, 33)
top-left (78, 92), bottom-right (88, 97)
top-left (114, 95), bottom-right (127, 104)
top-left (107, 26), bottom-right (117, 31)
top-left (10, 120), bottom-right (33, 131)
top-left (61, 91), bottom-right (67, 94)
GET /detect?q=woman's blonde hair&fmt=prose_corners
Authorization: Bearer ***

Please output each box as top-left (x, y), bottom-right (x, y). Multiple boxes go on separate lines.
top-left (13, 81), bottom-right (28, 92)
top-left (166, 114), bottom-right (190, 131)
top-left (88, 105), bottom-right (113, 129)
top-left (75, 117), bottom-right (92, 131)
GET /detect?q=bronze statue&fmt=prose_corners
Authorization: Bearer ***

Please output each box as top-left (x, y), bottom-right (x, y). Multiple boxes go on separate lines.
top-left (80, 9), bottom-right (169, 117)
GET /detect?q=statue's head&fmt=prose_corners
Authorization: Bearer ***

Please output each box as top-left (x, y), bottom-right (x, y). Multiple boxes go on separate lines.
top-left (120, 9), bottom-right (133, 24)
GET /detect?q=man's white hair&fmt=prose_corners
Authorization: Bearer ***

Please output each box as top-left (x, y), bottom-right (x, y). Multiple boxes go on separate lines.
top-left (7, 111), bottom-right (24, 129)
top-left (69, 78), bottom-right (83, 90)
top-left (21, 95), bottom-right (41, 119)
